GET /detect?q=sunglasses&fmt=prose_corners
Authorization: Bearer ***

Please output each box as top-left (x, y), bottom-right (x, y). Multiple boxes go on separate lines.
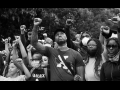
top-left (106, 45), bottom-right (118, 48)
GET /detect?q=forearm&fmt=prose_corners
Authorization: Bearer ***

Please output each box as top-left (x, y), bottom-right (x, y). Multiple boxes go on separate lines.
top-left (76, 66), bottom-right (85, 81)
top-left (13, 61), bottom-right (23, 71)
top-left (5, 43), bottom-right (9, 54)
top-left (18, 40), bottom-right (27, 58)
top-left (31, 25), bottom-right (46, 55)
top-left (31, 25), bottom-right (39, 45)
top-left (65, 26), bottom-right (72, 48)
top-left (99, 32), bottom-right (104, 45)
top-left (27, 52), bottom-right (32, 67)
top-left (20, 33), bottom-right (27, 48)
top-left (21, 63), bottom-right (31, 79)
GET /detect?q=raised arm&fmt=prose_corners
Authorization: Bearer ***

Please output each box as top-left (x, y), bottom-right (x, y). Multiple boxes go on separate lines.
top-left (65, 25), bottom-right (78, 51)
top-left (12, 43), bottom-right (23, 71)
top-left (4, 39), bottom-right (10, 64)
top-left (31, 18), bottom-right (47, 55)
top-left (16, 58), bottom-right (31, 79)
top-left (26, 44), bottom-right (33, 67)
top-left (20, 25), bottom-right (27, 48)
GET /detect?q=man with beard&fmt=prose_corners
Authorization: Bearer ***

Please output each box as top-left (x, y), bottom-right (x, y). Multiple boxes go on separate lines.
top-left (85, 38), bottom-right (105, 81)
top-left (31, 18), bottom-right (85, 81)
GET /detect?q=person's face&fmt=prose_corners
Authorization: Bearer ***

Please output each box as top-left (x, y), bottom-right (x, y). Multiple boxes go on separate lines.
top-left (87, 40), bottom-right (97, 50)
top-left (8, 63), bottom-right (18, 76)
top-left (31, 54), bottom-right (41, 68)
top-left (106, 40), bottom-right (119, 56)
top-left (87, 40), bottom-right (97, 57)
top-left (41, 56), bottom-right (48, 67)
top-left (55, 31), bottom-right (67, 46)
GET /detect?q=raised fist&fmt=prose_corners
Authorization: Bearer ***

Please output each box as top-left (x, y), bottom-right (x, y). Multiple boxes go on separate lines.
top-left (34, 18), bottom-right (42, 26)
top-left (100, 26), bottom-right (110, 34)
top-left (16, 58), bottom-right (24, 65)
top-left (27, 44), bottom-right (33, 52)
top-left (20, 25), bottom-right (26, 31)
top-left (14, 36), bottom-right (21, 44)
top-left (4, 38), bottom-right (8, 43)
top-left (66, 19), bottom-right (73, 26)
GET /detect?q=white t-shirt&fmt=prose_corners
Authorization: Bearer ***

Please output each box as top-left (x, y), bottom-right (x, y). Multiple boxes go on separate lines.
top-left (85, 58), bottom-right (100, 81)
top-left (0, 75), bottom-right (26, 81)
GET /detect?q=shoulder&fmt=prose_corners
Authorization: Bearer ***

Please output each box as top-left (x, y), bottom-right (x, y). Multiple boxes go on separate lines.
top-left (69, 48), bottom-right (79, 54)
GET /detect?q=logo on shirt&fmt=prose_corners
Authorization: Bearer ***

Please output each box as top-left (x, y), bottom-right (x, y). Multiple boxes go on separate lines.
top-left (55, 55), bottom-right (72, 75)
top-left (64, 56), bottom-right (68, 60)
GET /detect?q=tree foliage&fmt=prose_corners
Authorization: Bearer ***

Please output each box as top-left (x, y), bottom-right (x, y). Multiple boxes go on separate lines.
top-left (0, 8), bottom-right (120, 50)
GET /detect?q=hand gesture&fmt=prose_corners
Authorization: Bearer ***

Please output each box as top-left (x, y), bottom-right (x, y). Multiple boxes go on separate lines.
top-left (15, 36), bottom-right (21, 43)
top-left (66, 19), bottom-right (73, 26)
top-left (20, 25), bottom-right (26, 31)
top-left (16, 58), bottom-right (24, 65)
top-left (4, 38), bottom-right (8, 43)
top-left (74, 75), bottom-right (82, 81)
top-left (100, 26), bottom-right (110, 34)
top-left (27, 44), bottom-right (33, 52)
top-left (34, 18), bottom-right (42, 26)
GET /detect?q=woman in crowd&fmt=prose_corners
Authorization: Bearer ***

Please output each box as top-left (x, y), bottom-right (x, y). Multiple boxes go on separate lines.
top-left (100, 37), bottom-right (120, 81)
top-left (100, 15), bottom-right (120, 81)
top-left (85, 38), bottom-right (105, 81)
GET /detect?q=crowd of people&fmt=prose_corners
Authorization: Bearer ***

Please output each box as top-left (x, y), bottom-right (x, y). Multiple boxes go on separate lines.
top-left (0, 14), bottom-right (120, 81)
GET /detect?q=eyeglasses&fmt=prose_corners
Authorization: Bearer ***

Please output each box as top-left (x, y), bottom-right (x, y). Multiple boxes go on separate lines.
top-left (106, 45), bottom-right (118, 48)
top-left (87, 44), bottom-right (97, 47)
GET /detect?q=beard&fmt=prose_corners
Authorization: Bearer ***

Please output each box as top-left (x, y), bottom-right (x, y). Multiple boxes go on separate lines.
top-left (56, 40), bottom-right (66, 46)
top-left (87, 49), bottom-right (97, 57)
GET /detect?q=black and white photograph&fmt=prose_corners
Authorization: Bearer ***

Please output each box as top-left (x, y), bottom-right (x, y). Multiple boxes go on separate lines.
top-left (0, 8), bottom-right (120, 81)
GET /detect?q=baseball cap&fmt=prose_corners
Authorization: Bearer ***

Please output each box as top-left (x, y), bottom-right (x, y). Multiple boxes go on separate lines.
top-left (54, 28), bottom-right (66, 37)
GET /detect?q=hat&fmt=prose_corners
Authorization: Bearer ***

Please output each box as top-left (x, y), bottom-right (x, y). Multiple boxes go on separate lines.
top-left (54, 28), bottom-right (66, 37)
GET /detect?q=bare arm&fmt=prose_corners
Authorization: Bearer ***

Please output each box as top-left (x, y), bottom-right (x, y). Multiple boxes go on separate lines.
top-left (26, 44), bottom-right (33, 67)
top-left (20, 30), bottom-right (27, 49)
top-left (76, 66), bottom-right (85, 81)
top-left (20, 60), bottom-right (31, 79)
top-left (31, 18), bottom-right (46, 55)
top-left (99, 31), bottom-right (105, 45)
top-left (16, 58), bottom-right (31, 79)
top-left (12, 45), bottom-right (23, 71)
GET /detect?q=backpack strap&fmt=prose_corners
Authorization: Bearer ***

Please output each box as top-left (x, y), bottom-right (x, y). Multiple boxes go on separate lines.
top-left (57, 49), bottom-right (75, 76)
